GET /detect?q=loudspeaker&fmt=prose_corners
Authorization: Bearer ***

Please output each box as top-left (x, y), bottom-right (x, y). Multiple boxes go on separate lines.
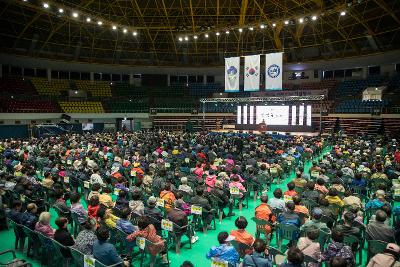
top-left (150, 108), bottom-right (157, 115)
top-left (61, 114), bottom-right (71, 123)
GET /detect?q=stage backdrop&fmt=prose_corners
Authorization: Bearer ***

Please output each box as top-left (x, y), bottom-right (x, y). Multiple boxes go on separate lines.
top-left (265, 52), bottom-right (283, 90)
top-left (244, 55), bottom-right (260, 91)
top-left (224, 57), bottom-right (240, 92)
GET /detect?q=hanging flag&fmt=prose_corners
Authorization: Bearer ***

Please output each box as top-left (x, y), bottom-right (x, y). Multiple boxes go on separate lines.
top-left (265, 52), bottom-right (283, 90)
top-left (244, 55), bottom-right (260, 91)
top-left (224, 57), bottom-right (240, 92)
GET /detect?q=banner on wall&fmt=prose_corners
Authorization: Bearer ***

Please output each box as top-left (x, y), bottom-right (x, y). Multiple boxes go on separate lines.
top-left (265, 52), bottom-right (283, 90)
top-left (224, 57), bottom-right (240, 92)
top-left (244, 55), bottom-right (260, 91)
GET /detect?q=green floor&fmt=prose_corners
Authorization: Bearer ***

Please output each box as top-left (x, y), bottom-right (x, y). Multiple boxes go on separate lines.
top-left (0, 148), bottom-right (375, 266)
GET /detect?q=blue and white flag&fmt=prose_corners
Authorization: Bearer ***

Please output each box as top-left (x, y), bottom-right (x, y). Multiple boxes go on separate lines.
top-left (265, 52), bottom-right (283, 90)
top-left (244, 55), bottom-right (260, 91)
top-left (224, 57), bottom-right (240, 92)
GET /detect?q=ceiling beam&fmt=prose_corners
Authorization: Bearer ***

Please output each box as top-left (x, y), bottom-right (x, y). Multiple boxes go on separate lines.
top-left (160, 0), bottom-right (178, 61)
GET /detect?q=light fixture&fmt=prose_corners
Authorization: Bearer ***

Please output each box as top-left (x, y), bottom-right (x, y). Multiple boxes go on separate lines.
top-left (23, 0), bottom-right (27, 2)
top-left (97, 21), bottom-right (103, 26)
top-left (178, 37), bottom-right (183, 42)
top-left (272, 23), bottom-right (276, 27)
top-left (132, 31), bottom-right (137, 36)
top-left (284, 20), bottom-right (289, 25)
top-left (312, 15), bottom-right (317, 21)
top-left (299, 18), bottom-right (304, 23)
top-left (123, 28), bottom-right (127, 33)
top-left (193, 35), bottom-right (198, 39)
top-left (340, 11), bottom-right (346, 16)
top-left (225, 30), bottom-right (230, 34)
top-left (112, 25), bottom-right (117, 30)
top-left (216, 32), bottom-right (220, 36)
top-left (184, 36), bottom-right (189, 41)
top-left (86, 17), bottom-right (91, 22)
top-left (58, 8), bottom-right (64, 13)
top-left (205, 33), bottom-right (209, 38)
top-left (238, 28), bottom-right (243, 33)
top-left (43, 2), bottom-right (49, 8)
top-left (260, 24), bottom-right (265, 29)
top-left (72, 12), bottom-right (78, 18)
top-left (249, 27), bottom-right (254, 31)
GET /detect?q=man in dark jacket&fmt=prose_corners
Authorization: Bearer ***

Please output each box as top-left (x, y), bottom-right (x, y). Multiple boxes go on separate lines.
top-left (20, 203), bottom-right (38, 229)
top-left (190, 186), bottom-right (213, 226)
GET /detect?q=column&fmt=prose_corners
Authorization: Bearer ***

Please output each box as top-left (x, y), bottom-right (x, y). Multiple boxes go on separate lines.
top-left (47, 69), bottom-right (51, 81)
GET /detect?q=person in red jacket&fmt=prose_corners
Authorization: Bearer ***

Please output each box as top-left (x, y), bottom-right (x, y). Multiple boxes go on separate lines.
top-left (88, 195), bottom-right (100, 219)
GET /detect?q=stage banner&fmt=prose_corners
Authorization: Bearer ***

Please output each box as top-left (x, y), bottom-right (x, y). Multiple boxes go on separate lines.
top-left (224, 57), bottom-right (240, 92)
top-left (265, 52), bottom-right (283, 90)
top-left (244, 55), bottom-right (260, 91)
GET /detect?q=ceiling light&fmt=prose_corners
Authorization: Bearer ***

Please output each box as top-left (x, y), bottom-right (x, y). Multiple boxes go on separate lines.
top-left (284, 20), bottom-right (289, 25)
top-left (123, 28), bottom-right (127, 33)
top-left (178, 37), bottom-right (183, 42)
top-left (86, 17), bottom-right (91, 22)
top-left (272, 23), bottom-right (276, 27)
top-left (249, 27), bottom-right (254, 31)
top-left (238, 28), bottom-right (243, 33)
top-left (23, 0), bottom-right (27, 2)
top-left (299, 18), bottom-right (304, 23)
top-left (260, 24), bottom-right (265, 29)
top-left (205, 33), bottom-right (209, 38)
top-left (132, 31), bottom-right (138, 36)
top-left (184, 36), bottom-right (189, 41)
top-left (216, 32), bottom-right (220, 36)
top-left (225, 30), bottom-right (230, 34)
top-left (193, 35), bottom-right (198, 39)
top-left (43, 3), bottom-right (49, 8)
top-left (58, 8), bottom-right (64, 13)
top-left (97, 21), bottom-right (103, 26)
top-left (72, 12), bottom-right (78, 18)
top-left (340, 11), bottom-right (346, 16)
top-left (312, 15), bottom-right (317, 21)
top-left (112, 25), bottom-right (117, 30)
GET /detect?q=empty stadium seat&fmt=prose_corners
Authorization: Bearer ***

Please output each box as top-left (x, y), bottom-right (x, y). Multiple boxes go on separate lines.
top-left (59, 101), bottom-right (104, 113)
top-left (74, 81), bottom-right (112, 97)
top-left (31, 77), bottom-right (70, 96)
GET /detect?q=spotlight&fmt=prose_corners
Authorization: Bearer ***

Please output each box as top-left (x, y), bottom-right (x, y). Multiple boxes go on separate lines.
top-left (299, 18), bottom-right (304, 23)
top-left (205, 33), bottom-right (209, 38)
top-left (249, 27), bottom-right (254, 31)
top-left (178, 37), bottom-right (183, 42)
top-left (216, 32), bottom-right (220, 36)
top-left (238, 28), bottom-right (243, 33)
top-left (193, 35), bottom-right (198, 39)
top-left (58, 8), bottom-right (64, 13)
top-left (132, 31), bottom-right (138, 36)
top-left (97, 21), bottom-right (103, 26)
top-left (112, 25), bottom-right (117, 30)
top-left (86, 17), bottom-right (91, 22)
top-left (23, 0), bottom-right (27, 2)
top-left (184, 36), bottom-right (189, 41)
top-left (43, 2), bottom-right (49, 8)
top-left (260, 24), bottom-right (265, 29)
top-left (123, 28), bottom-right (127, 33)
top-left (225, 30), bottom-right (230, 34)
top-left (272, 23), bottom-right (276, 27)
top-left (312, 15), bottom-right (317, 21)
top-left (72, 12), bottom-right (78, 18)
top-left (284, 20), bottom-right (289, 25)
top-left (340, 11), bottom-right (346, 16)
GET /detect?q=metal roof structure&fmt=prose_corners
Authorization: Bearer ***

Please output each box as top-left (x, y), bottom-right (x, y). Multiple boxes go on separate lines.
top-left (1, 0), bottom-right (399, 66)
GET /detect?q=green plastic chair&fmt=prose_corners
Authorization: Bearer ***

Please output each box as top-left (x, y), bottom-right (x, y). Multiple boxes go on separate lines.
top-left (70, 247), bottom-right (85, 266)
top-left (367, 240), bottom-right (388, 262)
top-left (276, 223), bottom-right (300, 251)
top-left (137, 238), bottom-right (169, 267)
top-left (343, 234), bottom-right (362, 265)
top-left (230, 240), bottom-right (253, 258)
top-left (252, 217), bottom-right (273, 244)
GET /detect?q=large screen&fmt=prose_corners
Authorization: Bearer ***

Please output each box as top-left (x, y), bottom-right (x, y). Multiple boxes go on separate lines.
top-left (236, 105), bottom-right (312, 127)
top-left (256, 106), bottom-right (290, 125)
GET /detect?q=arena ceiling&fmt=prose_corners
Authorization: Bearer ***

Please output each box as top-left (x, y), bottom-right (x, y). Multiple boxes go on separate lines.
top-left (0, 0), bottom-right (400, 66)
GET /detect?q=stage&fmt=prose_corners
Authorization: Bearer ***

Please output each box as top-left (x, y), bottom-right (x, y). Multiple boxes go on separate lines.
top-left (212, 127), bottom-right (320, 137)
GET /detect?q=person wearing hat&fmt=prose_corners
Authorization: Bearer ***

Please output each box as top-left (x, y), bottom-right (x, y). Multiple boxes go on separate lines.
top-left (365, 190), bottom-right (390, 210)
top-left (206, 231), bottom-right (240, 267)
top-left (367, 243), bottom-right (400, 267)
top-left (301, 206), bottom-right (330, 231)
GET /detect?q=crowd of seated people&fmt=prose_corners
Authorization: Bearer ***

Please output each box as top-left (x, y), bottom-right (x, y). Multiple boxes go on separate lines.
top-left (0, 131), bottom-right (399, 267)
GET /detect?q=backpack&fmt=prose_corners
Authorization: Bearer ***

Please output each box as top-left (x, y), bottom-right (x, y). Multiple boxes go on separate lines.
top-left (337, 245), bottom-right (355, 266)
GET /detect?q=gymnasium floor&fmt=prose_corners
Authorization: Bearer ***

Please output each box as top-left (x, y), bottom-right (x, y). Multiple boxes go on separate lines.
top-left (0, 148), bottom-right (379, 266)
